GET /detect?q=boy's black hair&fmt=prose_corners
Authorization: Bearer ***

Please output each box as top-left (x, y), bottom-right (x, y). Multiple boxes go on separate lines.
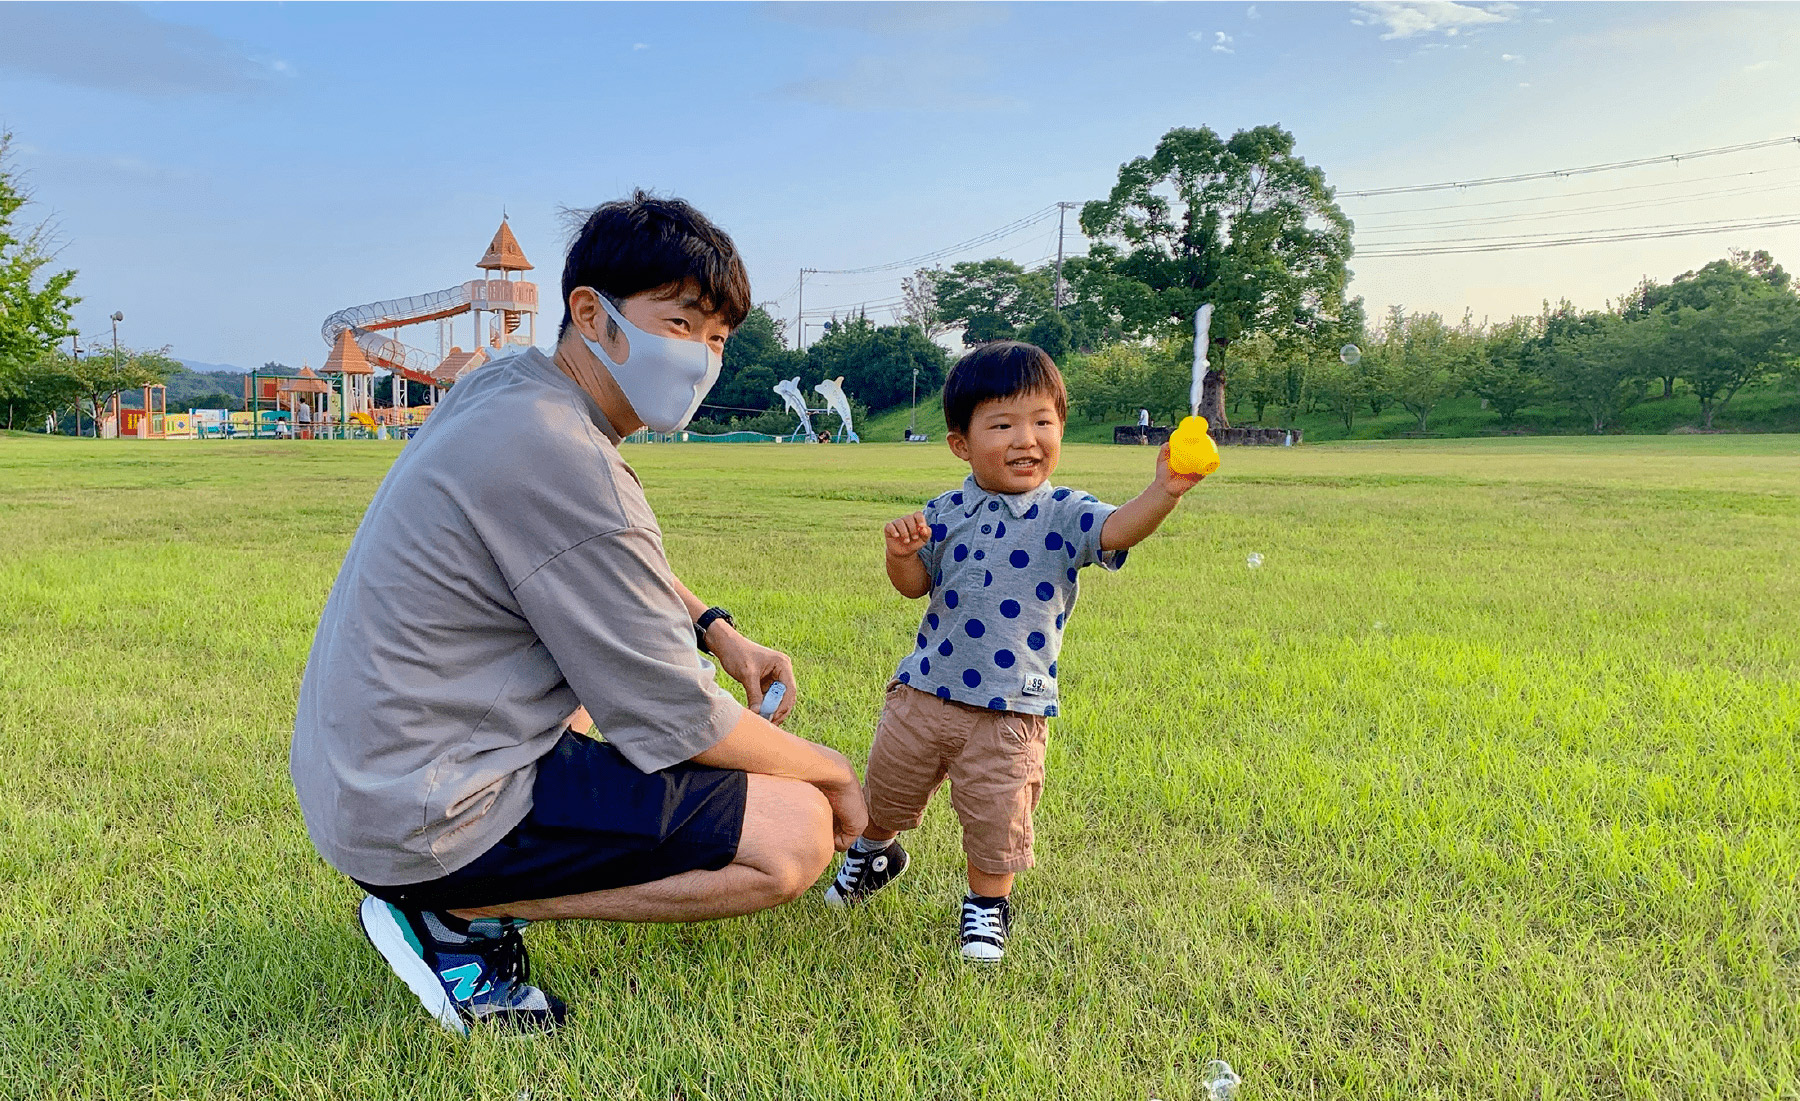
top-left (560, 190), bottom-right (752, 337)
top-left (942, 341), bottom-right (1068, 435)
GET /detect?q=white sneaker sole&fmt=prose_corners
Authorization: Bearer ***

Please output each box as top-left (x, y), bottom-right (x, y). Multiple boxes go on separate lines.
top-left (358, 895), bottom-right (469, 1036)
top-left (960, 942), bottom-right (1005, 962)
top-left (822, 851), bottom-right (909, 909)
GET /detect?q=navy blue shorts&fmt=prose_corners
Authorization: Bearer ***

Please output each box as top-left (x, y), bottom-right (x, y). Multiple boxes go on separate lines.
top-left (355, 729), bottom-right (747, 911)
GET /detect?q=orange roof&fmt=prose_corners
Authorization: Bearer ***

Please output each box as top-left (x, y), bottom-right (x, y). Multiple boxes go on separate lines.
top-left (323, 329), bottom-right (373, 375)
top-left (477, 218), bottom-right (533, 272)
top-left (434, 346), bottom-right (488, 385)
top-left (299, 366), bottom-right (321, 379)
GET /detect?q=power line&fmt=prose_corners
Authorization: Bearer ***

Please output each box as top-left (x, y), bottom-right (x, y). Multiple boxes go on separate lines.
top-left (1349, 164), bottom-right (1800, 218)
top-left (1356, 214), bottom-right (1800, 257)
top-left (1340, 135), bottom-right (1800, 198)
top-left (808, 205), bottom-right (1060, 274)
top-left (1358, 180), bottom-right (1800, 236)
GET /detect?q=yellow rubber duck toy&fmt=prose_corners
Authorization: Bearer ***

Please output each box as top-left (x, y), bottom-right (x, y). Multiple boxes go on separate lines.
top-left (1167, 415), bottom-right (1221, 477)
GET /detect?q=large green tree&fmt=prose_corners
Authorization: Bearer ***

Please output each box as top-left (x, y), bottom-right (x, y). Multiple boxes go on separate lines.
top-left (0, 351), bottom-right (82, 431)
top-left (931, 259), bottom-right (1055, 347)
top-left (1368, 307), bottom-right (1482, 434)
top-left (0, 132), bottom-right (80, 400)
top-left (1641, 254), bottom-right (1800, 428)
top-left (69, 342), bottom-right (178, 436)
top-left (1076, 124), bottom-right (1353, 428)
top-left (1539, 308), bottom-right (1646, 434)
top-left (1466, 315), bottom-right (1547, 424)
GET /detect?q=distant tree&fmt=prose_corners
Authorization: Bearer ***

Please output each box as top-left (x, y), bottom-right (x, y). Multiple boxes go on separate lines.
top-left (932, 259), bottom-right (1054, 346)
top-left (1643, 253), bottom-right (1800, 428)
top-left (1024, 310), bottom-right (1073, 362)
top-left (69, 343), bottom-right (177, 436)
top-left (1467, 315), bottom-right (1547, 424)
top-left (898, 268), bottom-right (953, 339)
top-left (1076, 124), bottom-right (1353, 429)
top-left (0, 132), bottom-right (80, 392)
top-left (1539, 309), bottom-right (1646, 433)
top-left (0, 352), bottom-right (82, 431)
top-left (710, 305), bottom-right (803, 414)
top-left (804, 315), bottom-right (949, 413)
top-left (1371, 307), bottom-right (1482, 434)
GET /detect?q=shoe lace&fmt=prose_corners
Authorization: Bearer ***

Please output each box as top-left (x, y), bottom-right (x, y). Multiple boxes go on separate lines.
top-left (478, 925), bottom-right (531, 1001)
top-left (962, 902), bottom-right (1006, 941)
top-left (837, 850), bottom-right (868, 886)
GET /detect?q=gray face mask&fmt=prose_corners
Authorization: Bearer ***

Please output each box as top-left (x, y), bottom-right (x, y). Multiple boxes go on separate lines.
top-left (579, 293), bottom-right (723, 432)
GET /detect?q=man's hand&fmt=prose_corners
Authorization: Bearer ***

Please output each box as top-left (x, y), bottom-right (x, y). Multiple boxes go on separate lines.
top-left (884, 511), bottom-right (931, 560)
top-left (1153, 442), bottom-right (1205, 499)
top-left (813, 743), bottom-right (869, 851)
top-left (706, 623), bottom-right (797, 725)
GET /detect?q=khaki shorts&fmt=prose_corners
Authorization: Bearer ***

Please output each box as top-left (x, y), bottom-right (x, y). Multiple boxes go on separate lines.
top-left (863, 681), bottom-right (1050, 875)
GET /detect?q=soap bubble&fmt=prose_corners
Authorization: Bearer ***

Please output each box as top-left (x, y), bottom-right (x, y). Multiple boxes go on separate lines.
top-left (1245, 552), bottom-right (1264, 569)
top-left (1201, 1060), bottom-right (1241, 1101)
top-left (1339, 343), bottom-right (1362, 366)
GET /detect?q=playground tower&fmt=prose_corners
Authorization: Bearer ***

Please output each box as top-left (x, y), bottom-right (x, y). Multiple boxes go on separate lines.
top-left (323, 329), bottom-right (375, 416)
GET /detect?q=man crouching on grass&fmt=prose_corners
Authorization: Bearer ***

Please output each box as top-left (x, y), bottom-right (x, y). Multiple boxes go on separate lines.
top-left (290, 191), bottom-right (866, 1035)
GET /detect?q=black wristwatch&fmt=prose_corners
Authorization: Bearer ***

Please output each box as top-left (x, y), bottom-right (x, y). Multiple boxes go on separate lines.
top-left (695, 606), bottom-right (735, 653)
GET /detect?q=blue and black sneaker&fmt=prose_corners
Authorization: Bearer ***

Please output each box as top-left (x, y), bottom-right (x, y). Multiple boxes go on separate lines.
top-left (357, 895), bottom-right (567, 1035)
top-left (823, 836), bottom-right (910, 908)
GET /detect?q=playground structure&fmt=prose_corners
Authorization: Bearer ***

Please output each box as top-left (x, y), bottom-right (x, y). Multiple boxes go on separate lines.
top-left (771, 376), bottom-right (860, 443)
top-left (100, 384), bottom-right (169, 439)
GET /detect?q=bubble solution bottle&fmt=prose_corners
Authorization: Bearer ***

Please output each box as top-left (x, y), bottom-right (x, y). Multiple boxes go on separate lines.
top-left (1168, 415), bottom-right (1221, 477)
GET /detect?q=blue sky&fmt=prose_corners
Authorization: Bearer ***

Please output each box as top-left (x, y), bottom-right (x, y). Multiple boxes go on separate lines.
top-left (3, 1), bottom-right (1797, 369)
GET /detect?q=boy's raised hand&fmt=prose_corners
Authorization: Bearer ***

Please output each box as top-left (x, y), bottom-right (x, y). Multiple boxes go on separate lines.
top-left (1153, 443), bottom-right (1205, 498)
top-left (884, 510), bottom-right (932, 558)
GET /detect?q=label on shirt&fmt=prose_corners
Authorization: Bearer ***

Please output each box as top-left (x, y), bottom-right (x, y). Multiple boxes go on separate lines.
top-left (1020, 674), bottom-right (1049, 697)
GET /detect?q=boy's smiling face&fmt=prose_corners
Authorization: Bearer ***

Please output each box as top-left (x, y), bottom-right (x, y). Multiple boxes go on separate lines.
top-left (947, 390), bottom-right (1064, 496)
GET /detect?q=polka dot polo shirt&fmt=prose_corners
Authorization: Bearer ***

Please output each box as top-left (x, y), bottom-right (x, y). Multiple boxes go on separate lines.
top-left (893, 474), bottom-right (1126, 716)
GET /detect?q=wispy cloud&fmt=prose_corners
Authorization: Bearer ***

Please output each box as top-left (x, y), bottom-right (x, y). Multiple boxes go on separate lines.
top-left (633, 42), bottom-right (649, 51)
top-left (773, 52), bottom-right (1021, 112)
top-left (1246, 5), bottom-right (1260, 19)
top-left (762, 2), bottom-right (1008, 36)
top-left (0, 4), bottom-right (289, 97)
top-left (1500, 52), bottom-right (1522, 61)
top-left (1352, 1), bottom-right (1512, 40)
top-left (1189, 30), bottom-right (1235, 53)
top-left (1744, 59), bottom-right (1774, 72)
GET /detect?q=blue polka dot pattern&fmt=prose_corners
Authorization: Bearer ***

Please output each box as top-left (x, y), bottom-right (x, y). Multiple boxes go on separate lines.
top-left (1045, 704), bottom-right (1059, 717)
top-left (983, 570), bottom-right (993, 587)
top-left (945, 590), bottom-right (959, 609)
top-left (1055, 613), bottom-right (1065, 629)
top-left (1079, 511), bottom-right (1094, 532)
top-left (1053, 489), bottom-right (1070, 501)
top-left (952, 492), bottom-right (963, 505)
top-left (928, 613), bottom-right (939, 630)
top-left (965, 619), bottom-right (986, 638)
top-left (1010, 549), bottom-right (1031, 569)
top-left (994, 649), bottom-right (1015, 668)
top-left (938, 687), bottom-right (951, 700)
top-left (931, 523), bottom-right (948, 540)
top-left (1027, 631), bottom-right (1046, 651)
top-left (996, 521), bottom-right (1006, 538)
top-left (898, 671), bottom-right (910, 683)
top-left (1000, 599), bottom-right (1021, 618)
top-left (963, 668), bottom-right (982, 688)
top-left (917, 633), bottom-right (927, 649)
top-left (1023, 504), bottom-right (1039, 519)
top-left (953, 544), bottom-right (968, 562)
top-left (988, 697), bottom-right (1007, 710)
top-left (921, 657), bottom-right (931, 675)
top-left (1049, 661), bottom-right (1058, 677)
top-left (1045, 532), bottom-right (1064, 551)
top-left (1067, 568), bottom-right (1079, 584)
top-left (1036, 581), bottom-right (1056, 601)
top-left (938, 639), bottom-right (954, 657)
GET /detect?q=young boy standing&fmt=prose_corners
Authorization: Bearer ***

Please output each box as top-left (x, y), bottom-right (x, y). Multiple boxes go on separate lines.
top-left (824, 341), bottom-right (1203, 959)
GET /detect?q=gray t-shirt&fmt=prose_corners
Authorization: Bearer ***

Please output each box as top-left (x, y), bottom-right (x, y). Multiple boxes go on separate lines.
top-left (893, 474), bottom-right (1125, 716)
top-left (290, 346), bottom-right (741, 886)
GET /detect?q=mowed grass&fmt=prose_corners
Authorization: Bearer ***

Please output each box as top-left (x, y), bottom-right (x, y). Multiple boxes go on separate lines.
top-left (2, 432), bottom-right (1797, 1100)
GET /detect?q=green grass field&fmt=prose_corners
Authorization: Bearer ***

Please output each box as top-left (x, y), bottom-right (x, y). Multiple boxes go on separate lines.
top-left (2, 432), bottom-right (1796, 1100)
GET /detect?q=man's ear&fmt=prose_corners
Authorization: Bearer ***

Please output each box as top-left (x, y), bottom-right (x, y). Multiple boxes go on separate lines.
top-left (566, 287), bottom-right (604, 342)
top-left (945, 430), bottom-right (971, 462)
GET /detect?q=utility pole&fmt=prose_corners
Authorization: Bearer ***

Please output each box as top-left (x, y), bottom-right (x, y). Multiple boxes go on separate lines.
top-left (1053, 202), bottom-right (1079, 311)
top-left (797, 268), bottom-right (815, 351)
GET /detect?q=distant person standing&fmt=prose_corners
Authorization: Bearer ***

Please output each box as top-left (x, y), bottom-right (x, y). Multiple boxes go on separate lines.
top-left (1138, 408), bottom-right (1151, 428)
top-left (296, 401), bottom-right (313, 440)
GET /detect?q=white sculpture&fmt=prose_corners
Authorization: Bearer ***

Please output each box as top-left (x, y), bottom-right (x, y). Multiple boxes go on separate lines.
top-left (813, 376), bottom-right (860, 442)
top-left (1191, 304), bottom-right (1214, 418)
top-left (773, 377), bottom-right (818, 441)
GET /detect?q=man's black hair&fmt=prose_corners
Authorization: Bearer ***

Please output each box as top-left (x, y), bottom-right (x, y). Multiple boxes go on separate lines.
top-left (942, 341), bottom-right (1068, 435)
top-left (560, 190), bottom-right (752, 337)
